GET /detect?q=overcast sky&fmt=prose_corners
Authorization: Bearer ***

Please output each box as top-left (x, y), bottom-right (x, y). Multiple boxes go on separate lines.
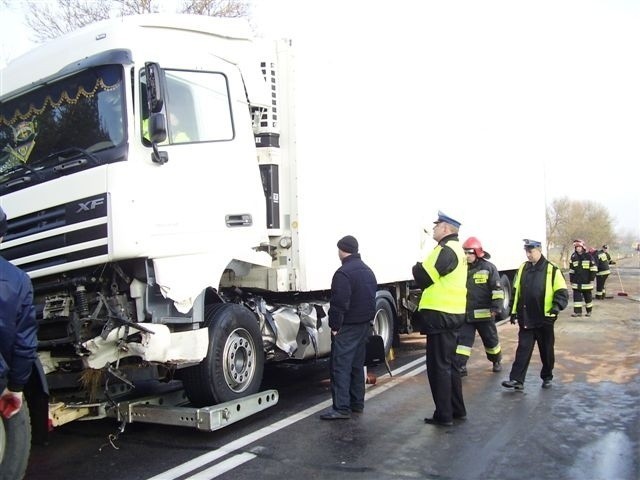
top-left (1, 0), bottom-right (639, 239)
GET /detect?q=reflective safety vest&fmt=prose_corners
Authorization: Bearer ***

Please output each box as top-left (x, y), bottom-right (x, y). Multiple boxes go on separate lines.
top-left (419, 240), bottom-right (467, 314)
top-left (511, 261), bottom-right (567, 318)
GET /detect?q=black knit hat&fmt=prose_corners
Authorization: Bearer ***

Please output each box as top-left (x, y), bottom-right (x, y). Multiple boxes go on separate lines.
top-left (337, 235), bottom-right (358, 254)
top-left (0, 206), bottom-right (7, 237)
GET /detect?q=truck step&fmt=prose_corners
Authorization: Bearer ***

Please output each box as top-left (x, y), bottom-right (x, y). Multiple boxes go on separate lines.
top-left (110, 389), bottom-right (279, 431)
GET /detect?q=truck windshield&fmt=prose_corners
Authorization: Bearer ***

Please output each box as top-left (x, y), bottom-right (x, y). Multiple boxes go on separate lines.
top-left (0, 64), bottom-right (125, 191)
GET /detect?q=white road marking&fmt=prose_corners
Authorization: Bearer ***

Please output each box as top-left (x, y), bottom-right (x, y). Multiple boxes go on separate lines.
top-left (146, 356), bottom-right (426, 480)
top-left (183, 452), bottom-right (257, 480)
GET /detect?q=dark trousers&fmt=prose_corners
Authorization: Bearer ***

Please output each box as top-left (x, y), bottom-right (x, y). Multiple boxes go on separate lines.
top-left (572, 289), bottom-right (593, 314)
top-left (455, 321), bottom-right (502, 367)
top-left (426, 330), bottom-right (466, 422)
top-left (329, 322), bottom-right (370, 413)
top-left (509, 323), bottom-right (555, 383)
top-left (595, 275), bottom-right (609, 298)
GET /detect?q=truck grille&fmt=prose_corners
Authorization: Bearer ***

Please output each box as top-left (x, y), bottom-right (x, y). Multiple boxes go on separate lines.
top-left (1, 194), bottom-right (109, 273)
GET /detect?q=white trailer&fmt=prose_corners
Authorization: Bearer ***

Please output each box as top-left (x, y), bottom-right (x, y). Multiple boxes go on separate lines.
top-left (0, 12), bottom-right (545, 447)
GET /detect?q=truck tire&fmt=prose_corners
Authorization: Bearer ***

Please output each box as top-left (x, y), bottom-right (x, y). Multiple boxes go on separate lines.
top-left (496, 274), bottom-right (512, 321)
top-left (373, 297), bottom-right (394, 354)
top-left (181, 303), bottom-right (264, 407)
top-left (0, 401), bottom-right (31, 480)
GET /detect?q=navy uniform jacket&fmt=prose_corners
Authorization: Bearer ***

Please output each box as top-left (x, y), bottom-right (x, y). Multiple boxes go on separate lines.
top-left (328, 253), bottom-right (377, 331)
top-left (513, 255), bottom-right (568, 328)
top-left (0, 256), bottom-right (37, 392)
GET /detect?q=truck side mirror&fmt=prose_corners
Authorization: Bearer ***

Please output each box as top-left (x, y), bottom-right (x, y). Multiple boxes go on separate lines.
top-left (145, 62), bottom-right (166, 114)
top-left (149, 112), bottom-right (167, 144)
top-left (149, 113), bottom-right (168, 165)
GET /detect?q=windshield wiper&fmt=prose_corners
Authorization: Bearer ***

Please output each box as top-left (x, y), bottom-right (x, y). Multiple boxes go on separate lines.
top-left (42, 147), bottom-right (101, 171)
top-left (0, 162), bottom-right (42, 188)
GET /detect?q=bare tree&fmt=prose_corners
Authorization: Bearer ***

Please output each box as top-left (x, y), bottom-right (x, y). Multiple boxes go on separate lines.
top-left (25, 0), bottom-right (111, 42)
top-left (546, 197), bottom-right (615, 267)
top-left (118, 0), bottom-right (158, 15)
top-left (181, 0), bottom-right (248, 17)
top-left (23, 0), bottom-right (249, 43)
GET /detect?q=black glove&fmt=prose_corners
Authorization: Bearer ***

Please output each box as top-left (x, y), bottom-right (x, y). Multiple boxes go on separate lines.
top-left (550, 307), bottom-right (559, 316)
top-left (510, 314), bottom-right (518, 325)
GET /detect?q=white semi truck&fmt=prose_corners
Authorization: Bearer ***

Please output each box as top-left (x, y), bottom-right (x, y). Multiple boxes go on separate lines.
top-left (0, 12), bottom-right (545, 455)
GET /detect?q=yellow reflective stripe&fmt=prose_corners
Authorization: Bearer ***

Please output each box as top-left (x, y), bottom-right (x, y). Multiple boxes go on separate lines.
top-left (473, 309), bottom-right (492, 319)
top-left (456, 345), bottom-right (472, 356)
top-left (485, 344), bottom-right (501, 355)
top-left (492, 289), bottom-right (504, 300)
top-left (596, 270), bottom-right (610, 275)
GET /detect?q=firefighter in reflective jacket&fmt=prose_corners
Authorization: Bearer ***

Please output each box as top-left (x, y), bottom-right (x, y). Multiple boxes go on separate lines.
top-left (502, 239), bottom-right (568, 390)
top-left (569, 239), bottom-right (597, 317)
top-left (594, 244), bottom-right (615, 299)
top-left (455, 237), bottom-right (503, 377)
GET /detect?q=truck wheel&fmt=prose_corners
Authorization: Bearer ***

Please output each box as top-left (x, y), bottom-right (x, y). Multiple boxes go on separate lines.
top-left (182, 303), bottom-right (264, 407)
top-left (497, 274), bottom-right (512, 320)
top-left (373, 297), bottom-right (394, 354)
top-left (0, 401), bottom-right (31, 480)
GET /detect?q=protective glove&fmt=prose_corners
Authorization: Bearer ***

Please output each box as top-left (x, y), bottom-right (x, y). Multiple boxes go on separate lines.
top-left (0, 389), bottom-right (23, 419)
top-left (549, 307), bottom-right (559, 316)
top-left (509, 314), bottom-right (518, 325)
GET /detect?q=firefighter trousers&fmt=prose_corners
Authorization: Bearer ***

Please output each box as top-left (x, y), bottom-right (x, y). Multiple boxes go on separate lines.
top-left (595, 275), bottom-right (609, 298)
top-left (455, 320), bottom-right (502, 368)
top-left (572, 289), bottom-right (593, 315)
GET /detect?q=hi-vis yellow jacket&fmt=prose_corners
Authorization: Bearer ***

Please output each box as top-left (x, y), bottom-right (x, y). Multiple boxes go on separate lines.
top-left (419, 240), bottom-right (467, 314)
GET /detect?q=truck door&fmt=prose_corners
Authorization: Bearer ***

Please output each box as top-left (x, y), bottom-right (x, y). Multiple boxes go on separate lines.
top-left (131, 60), bottom-right (269, 270)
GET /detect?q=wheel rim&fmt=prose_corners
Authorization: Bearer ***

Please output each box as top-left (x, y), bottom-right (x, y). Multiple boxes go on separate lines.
top-left (222, 327), bottom-right (256, 393)
top-left (500, 275), bottom-right (511, 316)
top-left (373, 306), bottom-right (391, 348)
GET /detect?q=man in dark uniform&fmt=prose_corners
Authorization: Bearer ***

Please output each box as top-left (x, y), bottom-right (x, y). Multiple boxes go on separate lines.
top-left (502, 239), bottom-right (568, 390)
top-left (0, 205), bottom-right (38, 419)
top-left (412, 211), bottom-right (467, 427)
top-left (569, 239), bottom-right (597, 317)
top-left (594, 244), bottom-right (615, 299)
top-left (456, 236), bottom-right (503, 377)
top-left (321, 235), bottom-right (377, 420)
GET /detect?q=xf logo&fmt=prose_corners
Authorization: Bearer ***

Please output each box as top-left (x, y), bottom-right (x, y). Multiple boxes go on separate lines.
top-left (76, 198), bottom-right (105, 213)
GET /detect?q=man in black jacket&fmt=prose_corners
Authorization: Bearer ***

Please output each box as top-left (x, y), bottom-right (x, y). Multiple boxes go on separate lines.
top-left (321, 235), bottom-right (377, 420)
top-left (455, 236), bottom-right (503, 377)
top-left (569, 239), bottom-right (597, 317)
top-left (502, 239), bottom-right (568, 391)
top-left (0, 205), bottom-right (38, 419)
top-left (595, 244), bottom-right (615, 299)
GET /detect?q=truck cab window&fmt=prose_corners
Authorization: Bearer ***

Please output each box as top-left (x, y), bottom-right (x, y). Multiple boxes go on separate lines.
top-left (140, 69), bottom-right (234, 145)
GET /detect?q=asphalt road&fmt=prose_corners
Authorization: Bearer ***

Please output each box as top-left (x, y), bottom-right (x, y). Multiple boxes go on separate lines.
top-left (24, 264), bottom-right (640, 480)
